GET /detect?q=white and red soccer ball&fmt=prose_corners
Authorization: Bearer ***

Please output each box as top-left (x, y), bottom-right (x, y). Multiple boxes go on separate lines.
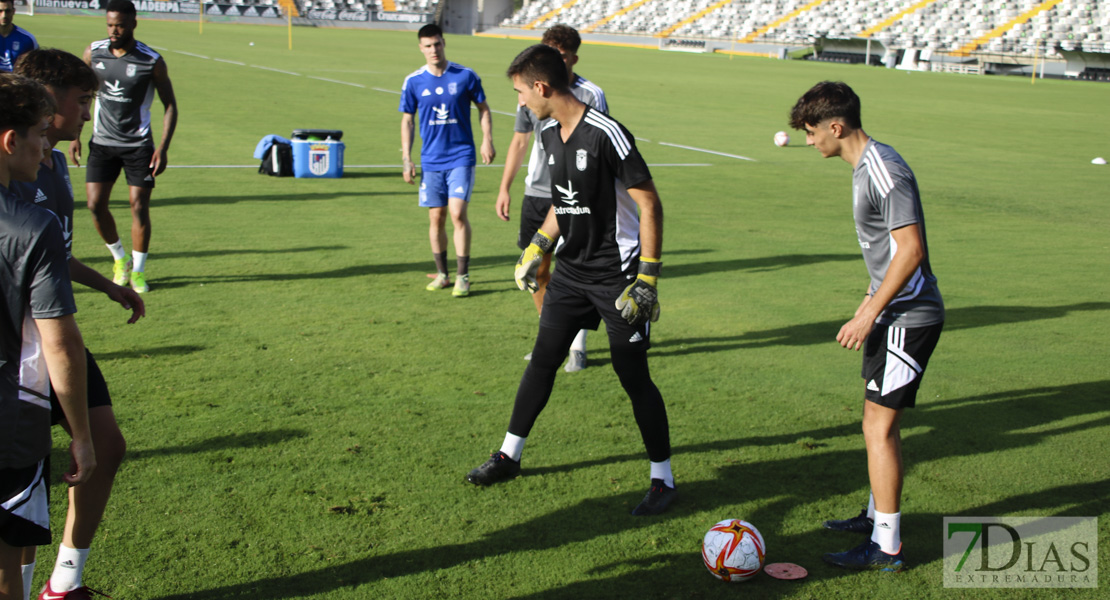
top-left (773, 131), bottom-right (790, 147)
top-left (702, 519), bottom-right (766, 582)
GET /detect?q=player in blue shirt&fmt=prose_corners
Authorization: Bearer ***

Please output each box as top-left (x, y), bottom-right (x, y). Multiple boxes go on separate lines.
top-left (0, 0), bottom-right (38, 73)
top-left (400, 24), bottom-right (494, 298)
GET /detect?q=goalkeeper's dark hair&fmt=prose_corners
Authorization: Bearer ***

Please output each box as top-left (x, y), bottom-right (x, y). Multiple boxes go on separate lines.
top-left (105, 0), bottom-right (137, 17)
top-left (541, 24), bottom-right (581, 54)
top-left (14, 48), bottom-right (99, 95)
top-left (507, 44), bottom-right (569, 92)
top-left (0, 73), bottom-right (54, 137)
top-left (789, 81), bottom-right (862, 131)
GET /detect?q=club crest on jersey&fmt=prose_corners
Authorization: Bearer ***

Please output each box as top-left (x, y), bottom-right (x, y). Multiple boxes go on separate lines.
top-left (448, 82), bottom-right (457, 95)
top-left (309, 144), bottom-right (330, 176)
top-left (126, 64), bottom-right (137, 78)
top-left (575, 149), bottom-right (588, 172)
top-left (12, 42), bottom-right (20, 51)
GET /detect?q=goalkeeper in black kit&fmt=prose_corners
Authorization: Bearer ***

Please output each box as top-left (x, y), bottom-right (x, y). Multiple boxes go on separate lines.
top-left (466, 44), bottom-right (675, 516)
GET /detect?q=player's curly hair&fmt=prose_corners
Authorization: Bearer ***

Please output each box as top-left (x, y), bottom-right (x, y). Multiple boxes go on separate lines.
top-left (789, 81), bottom-right (863, 131)
top-left (507, 44), bottom-right (569, 92)
top-left (541, 24), bottom-right (581, 54)
top-left (14, 48), bottom-right (99, 94)
top-left (0, 73), bottom-right (54, 137)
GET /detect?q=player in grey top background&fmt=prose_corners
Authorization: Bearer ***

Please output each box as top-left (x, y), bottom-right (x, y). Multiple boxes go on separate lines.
top-left (71, 0), bottom-right (178, 294)
top-left (790, 81), bottom-right (943, 572)
top-left (495, 24), bottom-right (607, 373)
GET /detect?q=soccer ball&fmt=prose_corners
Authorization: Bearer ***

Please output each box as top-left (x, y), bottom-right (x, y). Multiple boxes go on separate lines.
top-left (774, 131), bottom-right (790, 147)
top-left (701, 519), bottom-right (766, 582)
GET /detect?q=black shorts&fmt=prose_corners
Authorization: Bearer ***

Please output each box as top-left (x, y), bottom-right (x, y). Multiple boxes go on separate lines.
top-left (862, 322), bottom-right (943, 409)
top-left (50, 349), bottom-right (112, 425)
top-left (517, 194), bottom-right (553, 250)
top-left (541, 275), bottom-right (652, 352)
top-left (86, 141), bottom-right (156, 188)
top-left (0, 459), bottom-right (51, 547)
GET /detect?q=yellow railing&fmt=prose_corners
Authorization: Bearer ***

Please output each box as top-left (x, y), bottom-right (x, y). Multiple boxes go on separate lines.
top-left (525, 0), bottom-right (580, 30)
top-left (655, 0), bottom-right (733, 39)
top-left (738, 0), bottom-right (831, 44)
top-left (582, 0), bottom-right (653, 34)
top-left (858, 0), bottom-right (939, 38)
top-left (952, 0), bottom-right (1065, 56)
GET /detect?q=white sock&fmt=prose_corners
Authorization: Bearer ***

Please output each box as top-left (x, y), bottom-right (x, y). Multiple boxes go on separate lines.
top-left (132, 251), bottom-right (148, 273)
top-left (49, 544), bottom-right (88, 592)
top-left (21, 561), bottom-right (35, 600)
top-left (107, 241), bottom-right (126, 261)
top-left (499, 433), bottom-right (526, 462)
top-left (871, 511), bottom-right (901, 554)
top-left (867, 492), bottom-right (875, 520)
top-left (570, 329), bottom-right (587, 352)
top-left (650, 459), bottom-right (674, 488)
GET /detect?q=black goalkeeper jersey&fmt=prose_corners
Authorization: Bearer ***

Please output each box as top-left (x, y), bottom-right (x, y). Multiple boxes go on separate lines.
top-left (539, 106), bottom-right (652, 288)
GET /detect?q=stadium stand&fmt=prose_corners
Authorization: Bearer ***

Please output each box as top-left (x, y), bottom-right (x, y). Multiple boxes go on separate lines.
top-left (500, 0), bottom-right (1108, 57)
top-left (297, 0), bottom-right (436, 13)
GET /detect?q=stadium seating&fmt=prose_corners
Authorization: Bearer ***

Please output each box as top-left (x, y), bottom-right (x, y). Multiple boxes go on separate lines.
top-left (500, 0), bottom-right (1108, 57)
top-left (296, 0), bottom-right (436, 13)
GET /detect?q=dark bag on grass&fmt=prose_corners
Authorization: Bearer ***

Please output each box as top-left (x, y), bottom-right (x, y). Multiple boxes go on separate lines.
top-left (259, 141), bottom-right (293, 177)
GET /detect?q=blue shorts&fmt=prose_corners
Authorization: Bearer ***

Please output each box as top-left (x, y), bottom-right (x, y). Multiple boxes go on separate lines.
top-left (419, 166), bottom-right (475, 208)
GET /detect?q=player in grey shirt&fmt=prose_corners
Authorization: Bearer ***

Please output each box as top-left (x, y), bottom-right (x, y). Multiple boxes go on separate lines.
top-left (71, 0), bottom-right (178, 294)
top-left (789, 81), bottom-right (943, 573)
top-left (495, 24), bottom-right (607, 373)
top-left (0, 73), bottom-right (95, 600)
top-left (14, 47), bottom-right (144, 599)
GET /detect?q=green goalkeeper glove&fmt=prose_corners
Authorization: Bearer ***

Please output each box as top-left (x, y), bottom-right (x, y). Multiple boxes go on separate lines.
top-left (515, 230), bottom-right (554, 293)
top-left (615, 258), bottom-right (661, 326)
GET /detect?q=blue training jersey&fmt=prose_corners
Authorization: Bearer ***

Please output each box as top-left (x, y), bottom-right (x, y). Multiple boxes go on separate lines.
top-left (399, 62), bottom-right (486, 172)
top-left (0, 25), bottom-right (38, 72)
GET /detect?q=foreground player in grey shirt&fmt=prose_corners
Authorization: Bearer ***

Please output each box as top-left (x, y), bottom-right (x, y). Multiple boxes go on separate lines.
top-left (71, 0), bottom-right (178, 294)
top-left (790, 81), bottom-right (944, 572)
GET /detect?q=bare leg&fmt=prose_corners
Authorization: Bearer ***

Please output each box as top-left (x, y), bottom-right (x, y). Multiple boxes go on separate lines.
top-left (0, 539), bottom-right (24, 600)
top-left (428, 207), bottom-right (448, 255)
top-left (448, 197), bottom-right (471, 259)
top-left (128, 186), bottom-right (152, 254)
top-left (62, 406), bottom-right (126, 549)
top-left (862, 400), bottom-right (903, 514)
top-left (86, 181), bottom-right (119, 246)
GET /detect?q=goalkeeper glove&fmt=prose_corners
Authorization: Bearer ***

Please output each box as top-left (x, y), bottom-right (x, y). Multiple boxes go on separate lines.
top-left (515, 230), bottom-right (554, 293)
top-left (615, 258), bottom-right (661, 326)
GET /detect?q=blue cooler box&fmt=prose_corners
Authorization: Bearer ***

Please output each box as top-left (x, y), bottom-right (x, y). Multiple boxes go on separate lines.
top-left (292, 139), bottom-right (344, 178)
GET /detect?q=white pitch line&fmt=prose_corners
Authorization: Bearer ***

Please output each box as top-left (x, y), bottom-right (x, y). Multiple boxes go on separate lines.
top-left (372, 87), bottom-right (401, 95)
top-left (251, 65), bottom-right (301, 76)
top-left (658, 142), bottom-right (757, 162)
top-left (173, 50), bottom-right (210, 59)
top-left (308, 76), bottom-right (365, 88)
top-left (213, 58), bottom-right (245, 66)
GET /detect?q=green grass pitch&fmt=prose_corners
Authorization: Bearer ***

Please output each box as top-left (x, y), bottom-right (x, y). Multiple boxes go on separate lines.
top-left (21, 13), bottom-right (1110, 599)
